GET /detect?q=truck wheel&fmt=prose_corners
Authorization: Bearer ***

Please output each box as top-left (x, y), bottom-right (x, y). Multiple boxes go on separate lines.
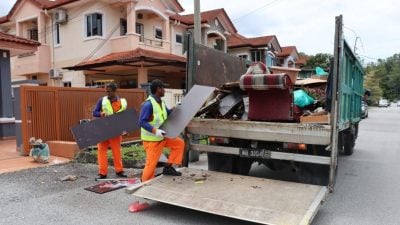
top-left (298, 163), bottom-right (329, 186)
top-left (232, 157), bottom-right (253, 176)
top-left (343, 127), bottom-right (356, 155)
top-left (207, 152), bottom-right (233, 173)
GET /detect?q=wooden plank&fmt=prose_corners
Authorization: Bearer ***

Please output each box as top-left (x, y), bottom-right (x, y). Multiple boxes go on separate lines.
top-left (131, 168), bottom-right (327, 225)
top-left (71, 108), bottom-right (139, 149)
top-left (187, 118), bottom-right (331, 145)
top-left (160, 85), bottom-right (215, 138)
top-left (190, 144), bottom-right (331, 165)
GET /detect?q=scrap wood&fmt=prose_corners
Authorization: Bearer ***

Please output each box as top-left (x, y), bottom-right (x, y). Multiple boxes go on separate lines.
top-left (60, 175), bottom-right (77, 182)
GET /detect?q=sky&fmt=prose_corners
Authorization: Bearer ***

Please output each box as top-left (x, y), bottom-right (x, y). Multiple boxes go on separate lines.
top-left (1, 0), bottom-right (399, 64)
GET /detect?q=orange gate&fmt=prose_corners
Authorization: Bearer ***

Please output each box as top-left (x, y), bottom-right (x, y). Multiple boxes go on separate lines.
top-left (20, 86), bottom-right (146, 155)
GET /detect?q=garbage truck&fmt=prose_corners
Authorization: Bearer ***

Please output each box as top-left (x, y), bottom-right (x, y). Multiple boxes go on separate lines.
top-left (130, 15), bottom-right (364, 225)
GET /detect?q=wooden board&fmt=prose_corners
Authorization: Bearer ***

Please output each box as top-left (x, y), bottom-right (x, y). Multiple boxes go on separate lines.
top-left (160, 85), bottom-right (215, 138)
top-left (131, 168), bottom-right (327, 225)
top-left (71, 108), bottom-right (139, 149)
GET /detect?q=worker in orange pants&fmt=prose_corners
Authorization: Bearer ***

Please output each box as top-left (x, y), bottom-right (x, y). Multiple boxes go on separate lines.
top-left (93, 83), bottom-right (128, 180)
top-left (140, 80), bottom-right (185, 182)
top-left (97, 136), bottom-right (124, 177)
top-left (141, 137), bottom-right (184, 181)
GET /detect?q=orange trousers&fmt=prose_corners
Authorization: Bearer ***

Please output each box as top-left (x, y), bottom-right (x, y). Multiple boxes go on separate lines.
top-left (97, 136), bottom-right (124, 175)
top-left (141, 137), bottom-right (184, 182)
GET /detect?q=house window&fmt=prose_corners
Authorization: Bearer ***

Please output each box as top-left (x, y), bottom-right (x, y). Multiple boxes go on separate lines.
top-left (85, 13), bottom-right (103, 37)
top-left (251, 50), bottom-right (263, 62)
top-left (175, 34), bottom-right (182, 44)
top-left (28, 28), bottom-right (38, 41)
top-left (136, 23), bottom-right (144, 41)
top-left (238, 54), bottom-right (248, 60)
top-left (63, 82), bottom-right (71, 87)
top-left (54, 23), bottom-right (61, 45)
top-left (214, 39), bottom-right (224, 51)
top-left (266, 51), bottom-right (276, 67)
top-left (120, 19), bottom-right (127, 36)
top-left (155, 27), bottom-right (162, 39)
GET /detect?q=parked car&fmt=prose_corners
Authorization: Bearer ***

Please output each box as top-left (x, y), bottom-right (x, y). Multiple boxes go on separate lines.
top-left (361, 101), bottom-right (368, 118)
top-left (378, 99), bottom-right (389, 107)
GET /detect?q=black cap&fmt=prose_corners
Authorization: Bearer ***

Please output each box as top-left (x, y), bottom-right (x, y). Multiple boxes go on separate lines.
top-left (151, 79), bottom-right (168, 88)
top-left (150, 79), bottom-right (168, 94)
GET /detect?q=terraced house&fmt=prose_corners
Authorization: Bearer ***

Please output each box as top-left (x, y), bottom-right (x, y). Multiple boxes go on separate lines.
top-left (0, 0), bottom-right (187, 88)
top-left (0, 0), bottom-right (301, 89)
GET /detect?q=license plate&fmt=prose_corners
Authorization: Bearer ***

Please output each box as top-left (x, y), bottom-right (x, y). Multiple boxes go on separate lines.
top-left (239, 148), bottom-right (271, 159)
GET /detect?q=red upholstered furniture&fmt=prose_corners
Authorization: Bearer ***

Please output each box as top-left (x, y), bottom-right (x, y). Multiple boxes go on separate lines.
top-left (240, 73), bottom-right (294, 121)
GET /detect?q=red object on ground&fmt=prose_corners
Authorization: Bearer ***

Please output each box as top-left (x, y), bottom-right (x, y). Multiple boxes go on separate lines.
top-left (128, 201), bottom-right (151, 213)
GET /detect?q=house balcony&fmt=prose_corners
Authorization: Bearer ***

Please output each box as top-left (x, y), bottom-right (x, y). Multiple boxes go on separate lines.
top-left (11, 45), bottom-right (51, 76)
top-left (110, 33), bottom-right (171, 53)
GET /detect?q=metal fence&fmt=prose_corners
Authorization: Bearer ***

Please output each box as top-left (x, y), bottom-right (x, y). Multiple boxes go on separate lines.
top-left (20, 86), bottom-right (146, 155)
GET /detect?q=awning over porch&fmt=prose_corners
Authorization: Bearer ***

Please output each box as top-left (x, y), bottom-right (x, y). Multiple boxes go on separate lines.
top-left (0, 32), bottom-right (40, 56)
top-left (64, 48), bottom-right (186, 71)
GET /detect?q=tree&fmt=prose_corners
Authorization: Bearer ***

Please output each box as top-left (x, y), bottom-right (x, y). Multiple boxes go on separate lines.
top-left (303, 53), bottom-right (333, 70)
top-left (365, 53), bottom-right (400, 101)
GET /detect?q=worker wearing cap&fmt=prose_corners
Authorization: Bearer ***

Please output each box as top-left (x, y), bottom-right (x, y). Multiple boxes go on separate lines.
top-left (93, 83), bottom-right (127, 180)
top-left (140, 79), bottom-right (184, 181)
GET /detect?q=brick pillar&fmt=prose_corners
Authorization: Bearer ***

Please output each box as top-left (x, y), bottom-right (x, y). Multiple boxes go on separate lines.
top-left (138, 65), bottom-right (148, 87)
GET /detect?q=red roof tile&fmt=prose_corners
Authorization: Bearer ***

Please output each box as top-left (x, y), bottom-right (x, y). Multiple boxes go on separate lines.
top-left (228, 33), bottom-right (276, 48)
top-left (68, 48), bottom-right (186, 69)
top-left (2, 0), bottom-right (183, 24)
top-left (0, 0), bottom-right (79, 24)
top-left (277, 46), bottom-right (297, 57)
top-left (296, 55), bottom-right (308, 65)
top-left (170, 8), bottom-right (237, 32)
top-left (0, 31), bottom-right (41, 46)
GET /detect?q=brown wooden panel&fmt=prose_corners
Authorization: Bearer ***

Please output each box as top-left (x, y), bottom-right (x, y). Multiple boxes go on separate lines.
top-left (20, 86), bottom-right (146, 154)
top-left (193, 44), bottom-right (247, 87)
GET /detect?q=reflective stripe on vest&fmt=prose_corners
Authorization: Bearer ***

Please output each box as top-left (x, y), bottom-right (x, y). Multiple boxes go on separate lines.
top-left (101, 96), bottom-right (127, 116)
top-left (141, 96), bottom-right (168, 141)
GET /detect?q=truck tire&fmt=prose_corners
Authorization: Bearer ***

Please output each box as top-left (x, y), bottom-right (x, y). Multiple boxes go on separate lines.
top-left (298, 163), bottom-right (330, 186)
top-left (207, 152), bottom-right (233, 173)
top-left (232, 157), bottom-right (253, 176)
top-left (343, 126), bottom-right (356, 155)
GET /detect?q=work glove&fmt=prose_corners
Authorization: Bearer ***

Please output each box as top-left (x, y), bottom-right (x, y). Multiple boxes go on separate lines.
top-left (155, 129), bottom-right (166, 138)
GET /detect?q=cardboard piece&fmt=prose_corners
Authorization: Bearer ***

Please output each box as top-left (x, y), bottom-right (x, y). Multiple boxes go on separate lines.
top-left (71, 108), bottom-right (139, 149)
top-left (300, 113), bottom-right (330, 124)
top-left (160, 85), bottom-right (215, 138)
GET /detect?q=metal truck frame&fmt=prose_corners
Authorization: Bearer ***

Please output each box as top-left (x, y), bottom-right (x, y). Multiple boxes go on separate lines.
top-left (185, 15), bottom-right (363, 191)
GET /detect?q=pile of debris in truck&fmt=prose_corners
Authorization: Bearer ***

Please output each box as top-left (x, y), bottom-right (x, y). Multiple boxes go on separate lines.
top-left (196, 62), bottom-right (330, 124)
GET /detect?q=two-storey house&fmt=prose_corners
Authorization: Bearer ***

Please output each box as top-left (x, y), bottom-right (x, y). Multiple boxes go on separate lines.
top-left (0, 0), bottom-right (188, 89)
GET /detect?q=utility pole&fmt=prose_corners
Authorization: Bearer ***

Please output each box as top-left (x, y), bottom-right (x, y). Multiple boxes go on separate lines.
top-left (194, 0), bottom-right (201, 44)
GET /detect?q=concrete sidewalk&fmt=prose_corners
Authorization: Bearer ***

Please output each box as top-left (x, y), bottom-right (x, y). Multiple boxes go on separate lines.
top-left (0, 139), bottom-right (70, 174)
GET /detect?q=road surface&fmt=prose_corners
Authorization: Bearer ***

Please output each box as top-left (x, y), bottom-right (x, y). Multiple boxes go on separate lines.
top-left (0, 106), bottom-right (399, 225)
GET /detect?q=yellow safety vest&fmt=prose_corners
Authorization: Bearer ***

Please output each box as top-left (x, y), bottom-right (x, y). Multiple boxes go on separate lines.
top-left (101, 96), bottom-right (127, 116)
top-left (141, 96), bottom-right (168, 141)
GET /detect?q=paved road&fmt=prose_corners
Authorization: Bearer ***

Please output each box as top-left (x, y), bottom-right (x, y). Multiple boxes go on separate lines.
top-left (1, 106), bottom-right (399, 225)
top-left (312, 105), bottom-right (400, 225)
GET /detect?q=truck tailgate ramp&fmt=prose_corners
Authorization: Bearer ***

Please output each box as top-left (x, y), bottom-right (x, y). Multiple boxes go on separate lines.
top-left (131, 168), bottom-right (328, 225)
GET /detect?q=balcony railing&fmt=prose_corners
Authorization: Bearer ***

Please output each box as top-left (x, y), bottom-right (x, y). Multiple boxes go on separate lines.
top-left (12, 45), bottom-right (51, 76)
top-left (139, 36), bottom-right (163, 47)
